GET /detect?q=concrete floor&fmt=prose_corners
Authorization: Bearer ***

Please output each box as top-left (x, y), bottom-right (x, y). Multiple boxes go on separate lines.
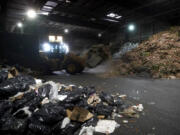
top-left (42, 70), bottom-right (180, 135)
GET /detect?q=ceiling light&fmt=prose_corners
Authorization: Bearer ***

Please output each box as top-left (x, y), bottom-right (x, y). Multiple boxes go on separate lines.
top-left (107, 13), bottom-right (116, 18)
top-left (64, 29), bottom-right (69, 33)
top-left (107, 12), bottom-right (122, 19)
top-left (43, 6), bottom-right (53, 9)
top-left (45, 1), bottom-right (58, 7)
top-left (104, 18), bottom-right (119, 23)
top-left (66, 0), bottom-right (71, 3)
top-left (40, 11), bottom-right (49, 16)
top-left (49, 35), bottom-right (55, 42)
top-left (128, 24), bottom-right (135, 31)
top-left (27, 9), bottom-right (37, 19)
top-left (115, 16), bottom-right (122, 19)
top-left (98, 33), bottom-right (102, 37)
top-left (17, 22), bottom-right (23, 28)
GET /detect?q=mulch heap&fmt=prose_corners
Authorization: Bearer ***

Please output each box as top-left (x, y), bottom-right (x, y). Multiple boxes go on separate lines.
top-left (0, 66), bottom-right (143, 135)
top-left (107, 27), bottom-right (180, 79)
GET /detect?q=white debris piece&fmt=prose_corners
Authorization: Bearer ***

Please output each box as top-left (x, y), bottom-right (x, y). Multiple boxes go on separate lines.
top-left (132, 104), bottom-right (144, 112)
top-left (11, 92), bottom-right (24, 98)
top-left (95, 120), bottom-right (120, 134)
top-left (41, 97), bottom-right (50, 105)
top-left (79, 85), bottom-right (83, 89)
top-left (112, 112), bottom-right (123, 119)
top-left (123, 120), bottom-right (128, 124)
top-left (34, 108), bottom-right (39, 112)
top-left (45, 81), bottom-right (60, 101)
top-left (13, 106), bottom-right (32, 117)
top-left (61, 117), bottom-right (70, 129)
top-left (35, 79), bottom-right (42, 85)
top-left (57, 95), bottom-right (67, 101)
top-left (119, 94), bottom-right (127, 98)
top-left (79, 126), bottom-right (95, 135)
top-left (9, 92), bottom-right (24, 101)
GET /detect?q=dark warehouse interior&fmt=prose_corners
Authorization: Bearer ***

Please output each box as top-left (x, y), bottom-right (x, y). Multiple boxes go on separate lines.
top-left (0, 0), bottom-right (180, 135)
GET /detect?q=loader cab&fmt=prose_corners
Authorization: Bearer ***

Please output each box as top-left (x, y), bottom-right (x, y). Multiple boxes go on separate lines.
top-left (39, 35), bottom-right (69, 59)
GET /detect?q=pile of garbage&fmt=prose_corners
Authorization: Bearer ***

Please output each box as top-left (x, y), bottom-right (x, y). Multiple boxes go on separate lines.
top-left (0, 67), bottom-right (143, 135)
top-left (106, 27), bottom-right (180, 79)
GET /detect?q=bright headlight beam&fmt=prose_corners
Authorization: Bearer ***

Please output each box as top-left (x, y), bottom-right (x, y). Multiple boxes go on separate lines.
top-left (27, 9), bottom-right (37, 19)
top-left (43, 43), bottom-right (51, 52)
top-left (17, 22), bottom-right (23, 28)
top-left (63, 43), bottom-right (69, 54)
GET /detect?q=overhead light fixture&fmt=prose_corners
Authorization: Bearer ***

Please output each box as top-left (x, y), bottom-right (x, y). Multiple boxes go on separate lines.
top-left (49, 35), bottom-right (55, 42)
top-left (107, 12), bottom-right (122, 19)
top-left (98, 33), bottom-right (102, 37)
top-left (57, 36), bottom-right (63, 43)
top-left (128, 24), bottom-right (135, 31)
top-left (63, 43), bottom-right (69, 54)
top-left (17, 22), bottom-right (23, 28)
top-left (64, 29), bottom-right (69, 33)
top-left (43, 6), bottom-right (53, 9)
top-left (115, 16), bottom-right (122, 19)
top-left (104, 18), bottom-right (119, 23)
top-left (40, 11), bottom-right (49, 16)
top-left (107, 13), bottom-right (116, 18)
top-left (66, 0), bottom-right (71, 3)
top-left (27, 9), bottom-right (37, 19)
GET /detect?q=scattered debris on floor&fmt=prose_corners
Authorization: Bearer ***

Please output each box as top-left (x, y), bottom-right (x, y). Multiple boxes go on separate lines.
top-left (104, 27), bottom-right (180, 79)
top-left (94, 120), bottom-right (120, 134)
top-left (0, 67), bottom-right (144, 135)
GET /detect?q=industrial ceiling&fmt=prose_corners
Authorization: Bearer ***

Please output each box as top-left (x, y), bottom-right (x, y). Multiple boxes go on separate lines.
top-left (0, 0), bottom-right (180, 36)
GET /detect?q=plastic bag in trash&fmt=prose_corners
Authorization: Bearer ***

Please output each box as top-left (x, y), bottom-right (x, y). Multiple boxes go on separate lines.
top-left (114, 97), bottom-right (124, 106)
top-left (38, 84), bottom-right (51, 98)
top-left (65, 90), bottom-right (84, 103)
top-left (0, 75), bottom-right (35, 99)
top-left (82, 86), bottom-right (96, 97)
top-left (52, 121), bottom-right (62, 134)
top-left (0, 100), bottom-right (13, 118)
top-left (0, 116), bottom-right (27, 134)
top-left (95, 103), bottom-right (113, 117)
top-left (99, 92), bottom-right (114, 105)
top-left (79, 126), bottom-right (95, 135)
top-left (28, 122), bottom-right (51, 135)
top-left (31, 103), bottom-right (65, 125)
top-left (13, 91), bottom-right (42, 112)
top-left (13, 106), bottom-right (32, 119)
top-left (60, 122), bottom-right (81, 135)
top-left (0, 70), bottom-right (8, 83)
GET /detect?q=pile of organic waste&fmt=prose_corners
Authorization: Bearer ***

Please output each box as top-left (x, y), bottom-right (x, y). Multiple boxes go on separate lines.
top-left (105, 27), bottom-right (180, 79)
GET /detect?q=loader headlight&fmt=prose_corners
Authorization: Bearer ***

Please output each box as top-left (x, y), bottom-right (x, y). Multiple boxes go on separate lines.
top-left (63, 43), bottom-right (69, 54)
top-left (42, 43), bottom-right (51, 52)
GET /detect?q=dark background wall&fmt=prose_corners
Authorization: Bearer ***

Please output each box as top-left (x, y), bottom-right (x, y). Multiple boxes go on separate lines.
top-left (111, 19), bottom-right (170, 46)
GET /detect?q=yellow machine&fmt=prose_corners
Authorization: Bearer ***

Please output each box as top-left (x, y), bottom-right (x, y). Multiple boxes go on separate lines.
top-left (39, 35), bottom-right (85, 74)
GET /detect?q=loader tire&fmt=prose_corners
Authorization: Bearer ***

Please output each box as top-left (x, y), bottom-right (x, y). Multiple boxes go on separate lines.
top-left (77, 65), bottom-right (84, 73)
top-left (65, 62), bottom-right (78, 75)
